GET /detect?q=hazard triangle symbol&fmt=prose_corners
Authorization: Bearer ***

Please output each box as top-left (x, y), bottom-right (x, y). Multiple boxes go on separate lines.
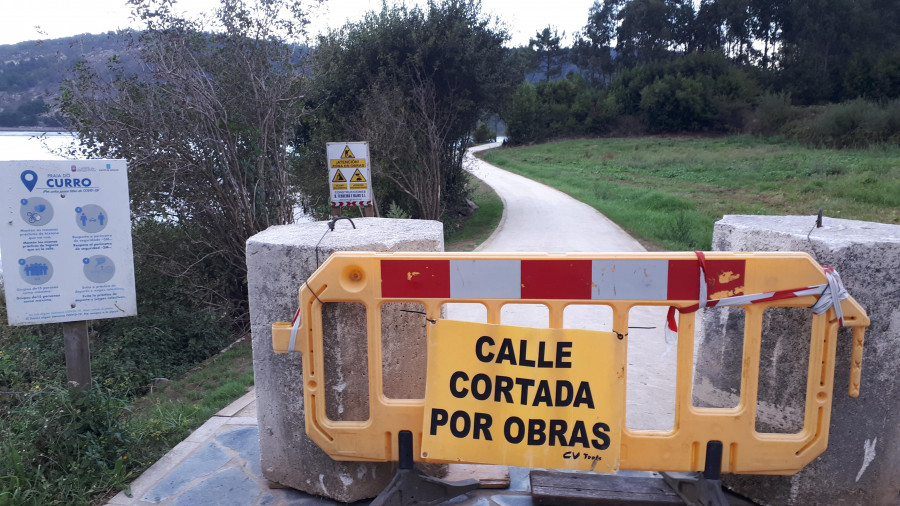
top-left (350, 169), bottom-right (367, 182)
top-left (340, 145), bottom-right (355, 159)
top-left (332, 170), bottom-right (347, 183)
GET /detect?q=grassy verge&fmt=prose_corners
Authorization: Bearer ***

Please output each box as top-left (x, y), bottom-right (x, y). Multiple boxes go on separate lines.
top-left (104, 339), bottom-right (254, 500)
top-left (0, 335), bottom-right (253, 505)
top-left (481, 136), bottom-right (900, 250)
top-left (445, 174), bottom-right (504, 251)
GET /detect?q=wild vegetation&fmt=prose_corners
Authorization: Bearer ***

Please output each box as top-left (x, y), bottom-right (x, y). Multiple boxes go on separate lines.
top-left (58, 0), bottom-right (312, 324)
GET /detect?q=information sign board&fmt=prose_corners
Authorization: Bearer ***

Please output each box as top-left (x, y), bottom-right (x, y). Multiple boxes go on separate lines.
top-left (0, 160), bottom-right (137, 325)
top-left (327, 142), bottom-right (371, 206)
top-left (422, 320), bottom-right (624, 471)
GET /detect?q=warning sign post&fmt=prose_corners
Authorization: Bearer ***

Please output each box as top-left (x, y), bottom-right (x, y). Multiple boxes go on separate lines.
top-left (421, 320), bottom-right (625, 471)
top-left (327, 142), bottom-right (373, 215)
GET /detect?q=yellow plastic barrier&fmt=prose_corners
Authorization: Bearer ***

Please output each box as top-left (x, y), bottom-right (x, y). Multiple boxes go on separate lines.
top-left (272, 251), bottom-right (869, 475)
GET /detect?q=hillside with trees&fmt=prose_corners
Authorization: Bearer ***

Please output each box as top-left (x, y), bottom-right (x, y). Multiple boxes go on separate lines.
top-left (507, 0), bottom-right (900, 145)
top-left (0, 33), bottom-right (138, 127)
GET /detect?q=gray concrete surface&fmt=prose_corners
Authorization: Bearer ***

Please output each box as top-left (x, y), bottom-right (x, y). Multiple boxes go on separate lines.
top-left (110, 143), bottom-right (675, 505)
top-left (247, 218), bottom-right (445, 502)
top-left (695, 215), bottom-right (900, 506)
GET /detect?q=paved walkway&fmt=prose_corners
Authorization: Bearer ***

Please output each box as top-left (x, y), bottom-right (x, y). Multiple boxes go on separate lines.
top-left (108, 387), bottom-right (552, 505)
top-left (110, 142), bottom-right (675, 505)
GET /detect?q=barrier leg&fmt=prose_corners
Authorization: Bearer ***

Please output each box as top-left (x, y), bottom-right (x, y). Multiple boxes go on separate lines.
top-left (370, 431), bottom-right (479, 506)
top-left (661, 441), bottom-right (729, 506)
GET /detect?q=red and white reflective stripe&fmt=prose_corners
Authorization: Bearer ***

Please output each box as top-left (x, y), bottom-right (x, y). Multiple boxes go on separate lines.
top-left (380, 258), bottom-right (746, 301)
top-left (332, 201), bottom-right (372, 207)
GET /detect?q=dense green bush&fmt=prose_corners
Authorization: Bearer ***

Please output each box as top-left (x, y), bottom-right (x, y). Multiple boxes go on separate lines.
top-left (786, 99), bottom-right (900, 148)
top-left (506, 74), bottom-right (611, 144)
top-left (505, 51), bottom-right (760, 143)
top-left (752, 92), bottom-right (801, 136)
top-left (472, 122), bottom-right (497, 143)
top-left (639, 74), bottom-right (710, 132)
top-left (610, 51), bottom-right (760, 134)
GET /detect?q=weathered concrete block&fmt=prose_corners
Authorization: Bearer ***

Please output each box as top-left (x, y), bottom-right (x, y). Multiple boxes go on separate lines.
top-left (247, 218), bottom-right (443, 502)
top-left (694, 215), bottom-right (900, 505)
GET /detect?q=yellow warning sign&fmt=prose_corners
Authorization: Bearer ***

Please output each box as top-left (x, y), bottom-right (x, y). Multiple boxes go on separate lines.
top-left (327, 141), bottom-right (371, 205)
top-left (330, 159), bottom-right (366, 169)
top-left (421, 320), bottom-right (624, 471)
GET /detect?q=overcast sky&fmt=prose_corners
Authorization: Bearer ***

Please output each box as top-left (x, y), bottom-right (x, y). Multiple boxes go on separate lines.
top-left (0, 0), bottom-right (597, 48)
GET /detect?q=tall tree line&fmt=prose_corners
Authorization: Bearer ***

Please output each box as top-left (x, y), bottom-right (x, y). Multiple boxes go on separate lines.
top-left (568, 0), bottom-right (900, 104)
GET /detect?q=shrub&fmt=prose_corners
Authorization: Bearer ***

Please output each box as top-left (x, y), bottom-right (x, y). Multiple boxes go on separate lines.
top-left (785, 99), bottom-right (900, 148)
top-left (639, 74), bottom-right (710, 132)
top-left (472, 122), bottom-right (497, 144)
top-left (753, 92), bottom-right (799, 135)
top-left (608, 51), bottom-right (760, 134)
top-left (386, 201), bottom-right (411, 219)
top-left (506, 82), bottom-right (542, 143)
top-left (505, 74), bottom-right (609, 144)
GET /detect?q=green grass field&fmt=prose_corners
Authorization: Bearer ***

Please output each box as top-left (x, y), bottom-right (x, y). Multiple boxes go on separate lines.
top-left (482, 136), bottom-right (900, 250)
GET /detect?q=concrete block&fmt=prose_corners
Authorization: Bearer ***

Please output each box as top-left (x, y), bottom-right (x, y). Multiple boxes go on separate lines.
top-left (247, 218), bottom-right (444, 502)
top-left (694, 215), bottom-right (900, 505)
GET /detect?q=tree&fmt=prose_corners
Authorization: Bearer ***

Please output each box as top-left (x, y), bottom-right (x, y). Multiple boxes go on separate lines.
top-left (748, 0), bottom-right (784, 69)
top-left (776, 0), bottom-right (900, 103)
top-left (575, 0), bottom-right (619, 85)
top-left (308, 0), bottom-right (519, 221)
top-left (59, 0), bottom-right (313, 321)
top-left (529, 26), bottom-right (565, 81)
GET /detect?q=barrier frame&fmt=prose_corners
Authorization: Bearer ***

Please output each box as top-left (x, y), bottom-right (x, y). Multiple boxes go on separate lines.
top-left (272, 251), bottom-right (869, 475)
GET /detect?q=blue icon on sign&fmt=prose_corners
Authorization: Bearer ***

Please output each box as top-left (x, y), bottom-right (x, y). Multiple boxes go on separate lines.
top-left (18, 256), bottom-right (53, 285)
top-left (20, 170), bottom-right (38, 192)
top-left (75, 204), bottom-right (107, 233)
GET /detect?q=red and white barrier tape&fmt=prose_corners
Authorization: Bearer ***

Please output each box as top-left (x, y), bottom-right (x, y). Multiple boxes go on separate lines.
top-left (665, 252), bottom-right (850, 345)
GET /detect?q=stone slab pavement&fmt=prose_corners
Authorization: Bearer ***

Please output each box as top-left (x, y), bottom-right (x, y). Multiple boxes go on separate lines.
top-left (108, 387), bottom-right (663, 506)
top-left (109, 142), bottom-right (679, 505)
